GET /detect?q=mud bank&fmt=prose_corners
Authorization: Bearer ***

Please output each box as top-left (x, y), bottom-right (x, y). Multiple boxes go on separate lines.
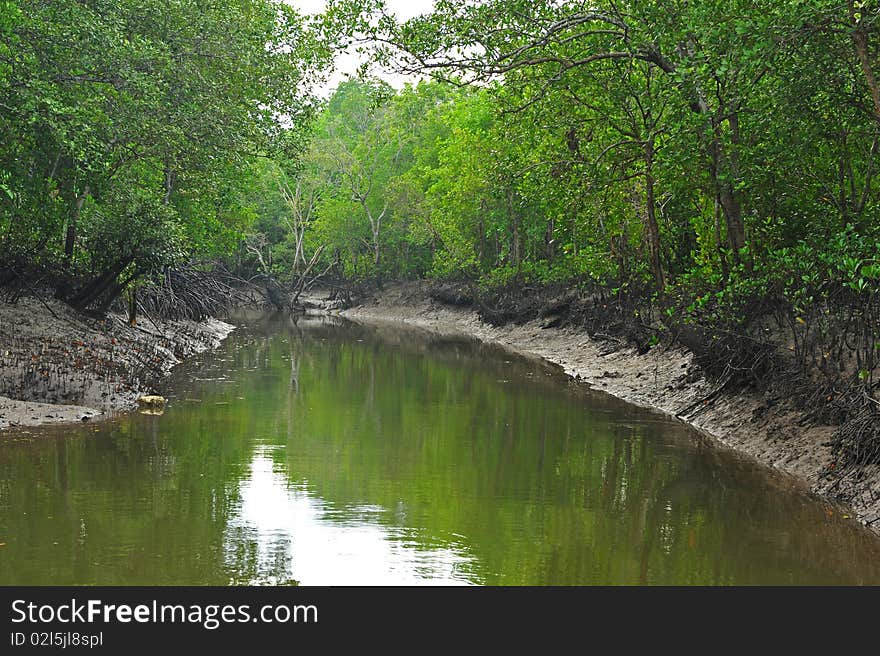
top-left (342, 281), bottom-right (880, 534)
top-left (0, 296), bottom-right (233, 431)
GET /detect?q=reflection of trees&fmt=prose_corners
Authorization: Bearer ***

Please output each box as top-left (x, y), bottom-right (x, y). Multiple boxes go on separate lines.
top-left (4, 316), bottom-right (880, 585)
top-left (0, 414), bottom-right (256, 584)
top-left (223, 523), bottom-right (296, 586)
top-left (289, 344), bottom-right (300, 395)
top-left (262, 320), bottom-right (880, 585)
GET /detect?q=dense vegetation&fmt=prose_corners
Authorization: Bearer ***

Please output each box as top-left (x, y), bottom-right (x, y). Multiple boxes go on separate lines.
top-left (247, 1), bottom-right (880, 472)
top-left (0, 0), bottom-right (324, 313)
top-left (1, 1), bottom-right (879, 471)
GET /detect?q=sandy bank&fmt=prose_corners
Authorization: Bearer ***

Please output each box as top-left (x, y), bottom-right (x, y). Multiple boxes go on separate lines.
top-left (0, 296), bottom-right (233, 431)
top-left (342, 281), bottom-right (880, 533)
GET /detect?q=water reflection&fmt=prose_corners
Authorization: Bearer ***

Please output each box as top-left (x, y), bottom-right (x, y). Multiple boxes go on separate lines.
top-left (3, 312), bottom-right (880, 585)
top-left (225, 448), bottom-right (475, 585)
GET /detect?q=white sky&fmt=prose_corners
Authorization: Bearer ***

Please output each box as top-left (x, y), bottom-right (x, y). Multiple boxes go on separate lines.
top-left (288, 0), bottom-right (435, 95)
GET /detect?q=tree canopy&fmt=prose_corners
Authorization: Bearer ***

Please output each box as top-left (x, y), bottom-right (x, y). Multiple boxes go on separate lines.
top-left (0, 0), bottom-right (327, 310)
top-left (2, 1), bottom-right (879, 463)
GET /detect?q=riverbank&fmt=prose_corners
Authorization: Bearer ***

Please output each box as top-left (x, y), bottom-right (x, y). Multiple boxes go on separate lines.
top-left (342, 281), bottom-right (880, 533)
top-left (0, 296), bottom-right (234, 431)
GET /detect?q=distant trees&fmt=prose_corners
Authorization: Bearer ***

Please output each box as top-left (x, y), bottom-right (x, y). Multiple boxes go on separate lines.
top-left (252, 0), bottom-right (875, 301)
top-left (225, 1), bottom-right (880, 437)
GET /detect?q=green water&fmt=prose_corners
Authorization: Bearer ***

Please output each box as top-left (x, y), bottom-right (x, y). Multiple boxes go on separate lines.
top-left (2, 313), bottom-right (880, 585)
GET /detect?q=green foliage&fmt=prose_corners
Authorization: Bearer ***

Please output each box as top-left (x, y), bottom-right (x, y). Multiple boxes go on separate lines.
top-left (6, 0), bottom-right (880, 344)
top-left (253, 0), bottom-right (876, 331)
top-left (0, 0), bottom-right (326, 308)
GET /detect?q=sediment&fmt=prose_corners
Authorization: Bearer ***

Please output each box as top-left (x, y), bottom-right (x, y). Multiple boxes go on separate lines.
top-left (0, 296), bottom-right (233, 430)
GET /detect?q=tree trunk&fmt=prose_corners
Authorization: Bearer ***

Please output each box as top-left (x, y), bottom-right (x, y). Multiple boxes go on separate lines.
top-left (361, 199), bottom-right (385, 286)
top-left (128, 288), bottom-right (138, 326)
top-left (506, 188), bottom-right (521, 271)
top-left (96, 271), bottom-right (140, 316)
top-left (373, 236), bottom-right (382, 288)
top-left (718, 182), bottom-right (745, 260)
top-left (708, 127), bottom-right (746, 265)
top-left (616, 224), bottom-right (629, 282)
top-left (724, 110), bottom-right (746, 261)
top-left (69, 257), bottom-right (134, 311)
top-left (689, 73), bottom-right (747, 266)
top-left (644, 138), bottom-right (665, 292)
top-left (63, 190), bottom-right (87, 265)
top-left (850, 0), bottom-right (880, 125)
top-left (478, 198), bottom-right (487, 268)
top-left (714, 192), bottom-right (730, 282)
top-left (163, 164), bottom-right (175, 205)
top-left (55, 184), bottom-right (89, 300)
top-left (371, 218), bottom-right (382, 287)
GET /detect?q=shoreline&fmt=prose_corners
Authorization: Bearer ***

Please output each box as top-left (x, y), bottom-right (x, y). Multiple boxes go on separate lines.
top-left (341, 281), bottom-right (880, 534)
top-left (0, 296), bottom-right (234, 431)
top-left (4, 285), bottom-right (878, 535)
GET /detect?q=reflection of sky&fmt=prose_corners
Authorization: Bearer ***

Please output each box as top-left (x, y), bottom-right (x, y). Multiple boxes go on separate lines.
top-left (225, 449), bottom-right (476, 585)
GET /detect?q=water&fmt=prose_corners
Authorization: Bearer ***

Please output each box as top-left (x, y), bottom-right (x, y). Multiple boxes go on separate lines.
top-left (2, 313), bottom-right (880, 585)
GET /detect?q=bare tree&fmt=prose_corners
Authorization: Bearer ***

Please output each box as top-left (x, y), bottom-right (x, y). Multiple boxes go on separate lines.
top-left (277, 174), bottom-right (317, 275)
top-left (244, 232), bottom-right (272, 275)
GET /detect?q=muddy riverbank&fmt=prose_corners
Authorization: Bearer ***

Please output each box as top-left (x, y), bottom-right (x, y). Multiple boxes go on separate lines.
top-left (4, 283), bottom-right (878, 536)
top-left (0, 296), bottom-right (233, 430)
top-left (342, 281), bottom-right (880, 534)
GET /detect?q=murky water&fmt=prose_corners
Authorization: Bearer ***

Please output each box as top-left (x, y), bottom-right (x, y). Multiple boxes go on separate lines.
top-left (2, 313), bottom-right (880, 585)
